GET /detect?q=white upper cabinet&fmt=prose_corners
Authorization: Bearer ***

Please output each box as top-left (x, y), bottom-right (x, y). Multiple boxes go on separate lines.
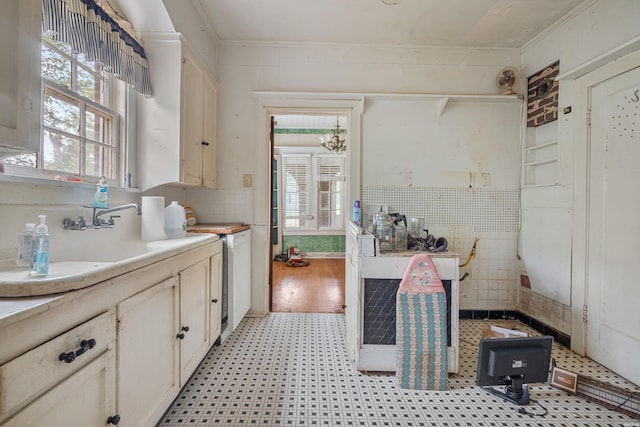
top-left (0, 0), bottom-right (41, 156)
top-left (136, 33), bottom-right (217, 191)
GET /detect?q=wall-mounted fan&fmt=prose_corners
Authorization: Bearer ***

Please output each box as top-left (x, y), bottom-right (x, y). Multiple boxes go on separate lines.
top-left (496, 67), bottom-right (520, 95)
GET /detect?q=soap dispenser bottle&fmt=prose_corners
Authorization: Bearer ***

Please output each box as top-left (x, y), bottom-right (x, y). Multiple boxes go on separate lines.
top-left (93, 176), bottom-right (108, 208)
top-left (30, 215), bottom-right (50, 277)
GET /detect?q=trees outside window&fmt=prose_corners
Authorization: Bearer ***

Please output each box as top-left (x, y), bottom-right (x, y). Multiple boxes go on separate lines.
top-left (4, 34), bottom-right (119, 181)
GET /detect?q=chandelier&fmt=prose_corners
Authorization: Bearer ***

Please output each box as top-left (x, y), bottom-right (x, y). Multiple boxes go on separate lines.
top-left (320, 117), bottom-right (346, 153)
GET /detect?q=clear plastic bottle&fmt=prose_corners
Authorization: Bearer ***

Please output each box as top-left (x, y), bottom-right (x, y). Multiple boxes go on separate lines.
top-left (164, 201), bottom-right (187, 238)
top-left (16, 223), bottom-right (36, 267)
top-left (30, 215), bottom-right (50, 277)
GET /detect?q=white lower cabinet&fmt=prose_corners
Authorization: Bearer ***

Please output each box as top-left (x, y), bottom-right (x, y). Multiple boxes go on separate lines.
top-left (3, 350), bottom-right (116, 427)
top-left (0, 311), bottom-right (117, 427)
top-left (117, 276), bottom-right (180, 427)
top-left (0, 240), bottom-right (223, 427)
top-left (179, 259), bottom-right (210, 386)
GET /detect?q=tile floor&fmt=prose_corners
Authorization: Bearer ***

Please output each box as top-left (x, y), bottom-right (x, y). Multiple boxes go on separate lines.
top-left (158, 314), bottom-right (639, 426)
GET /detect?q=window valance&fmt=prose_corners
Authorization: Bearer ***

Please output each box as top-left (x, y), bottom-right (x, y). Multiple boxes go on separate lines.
top-left (42, 0), bottom-right (153, 96)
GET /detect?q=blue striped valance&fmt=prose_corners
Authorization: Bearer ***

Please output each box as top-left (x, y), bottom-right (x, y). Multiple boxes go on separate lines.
top-left (42, 0), bottom-right (153, 96)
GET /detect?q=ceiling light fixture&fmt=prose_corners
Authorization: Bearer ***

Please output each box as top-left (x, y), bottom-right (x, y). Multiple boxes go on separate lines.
top-left (320, 117), bottom-right (346, 153)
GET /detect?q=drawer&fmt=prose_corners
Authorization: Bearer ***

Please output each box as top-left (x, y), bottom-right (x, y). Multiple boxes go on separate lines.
top-left (0, 310), bottom-right (115, 420)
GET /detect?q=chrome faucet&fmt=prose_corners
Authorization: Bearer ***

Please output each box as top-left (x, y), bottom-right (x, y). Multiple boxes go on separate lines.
top-left (92, 203), bottom-right (142, 227)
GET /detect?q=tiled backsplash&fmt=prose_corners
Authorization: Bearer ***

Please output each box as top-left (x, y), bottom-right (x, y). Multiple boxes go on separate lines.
top-left (362, 186), bottom-right (520, 311)
top-left (361, 186), bottom-right (520, 232)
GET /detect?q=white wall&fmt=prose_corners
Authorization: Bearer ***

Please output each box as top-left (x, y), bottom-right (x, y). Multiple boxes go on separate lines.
top-left (0, 178), bottom-right (141, 263)
top-left (193, 42), bottom-right (522, 315)
top-left (520, 0), bottom-right (640, 335)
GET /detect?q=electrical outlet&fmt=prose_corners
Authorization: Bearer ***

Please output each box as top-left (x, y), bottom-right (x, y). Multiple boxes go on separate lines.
top-left (481, 173), bottom-right (491, 186)
top-left (243, 174), bottom-right (253, 188)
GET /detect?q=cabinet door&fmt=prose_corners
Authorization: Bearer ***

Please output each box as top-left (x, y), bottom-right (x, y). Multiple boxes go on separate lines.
top-left (117, 276), bottom-right (180, 427)
top-left (180, 48), bottom-right (205, 186)
top-left (0, 0), bottom-right (41, 154)
top-left (179, 259), bottom-right (210, 386)
top-left (209, 251), bottom-right (223, 343)
top-left (3, 350), bottom-right (116, 427)
top-left (201, 73), bottom-right (217, 189)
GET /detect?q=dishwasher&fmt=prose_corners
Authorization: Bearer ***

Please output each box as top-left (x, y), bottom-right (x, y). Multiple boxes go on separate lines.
top-left (223, 228), bottom-right (251, 341)
top-left (188, 224), bottom-right (251, 343)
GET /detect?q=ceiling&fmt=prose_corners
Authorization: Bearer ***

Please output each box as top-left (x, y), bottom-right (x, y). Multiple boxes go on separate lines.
top-left (195, 0), bottom-right (587, 49)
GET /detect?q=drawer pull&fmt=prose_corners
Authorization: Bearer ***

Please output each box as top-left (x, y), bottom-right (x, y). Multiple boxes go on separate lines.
top-left (182, 326), bottom-right (190, 332)
top-left (107, 414), bottom-right (121, 425)
top-left (176, 333), bottom-right (185, 340)
top-left (58, 338), bottom-right (97, 364)
top-left (212, 298), bottom-right (218, 303)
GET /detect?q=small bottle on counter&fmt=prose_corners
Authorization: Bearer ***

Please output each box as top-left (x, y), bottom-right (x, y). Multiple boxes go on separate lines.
top-left (352, 200), bottom-right (361, 225)
top-left (16, 223), bottom-right (36, 267)
top-left (165, 201), bottom-right (187, 238)
top-left (93, 176), bottom-right (108, 208)
top-left (30, 215), bottom-right (50, 277)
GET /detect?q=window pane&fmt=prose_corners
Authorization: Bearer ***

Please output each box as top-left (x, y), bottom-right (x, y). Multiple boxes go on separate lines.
top-left (77, 65), bottom-right (99, 101)
top-left (85, 142), bottom-right (101, 177)
top-left (86, 107), bottom-right (111, 144)
top-left (43, 91), bottom-right (80, 135)
top-left (41, 44), bottom-right (71, 88)
top-left (43, 130), bottom-right (80, 173)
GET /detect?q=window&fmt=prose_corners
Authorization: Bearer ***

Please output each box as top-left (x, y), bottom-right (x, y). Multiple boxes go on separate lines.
top-left (282, 152), bottom-right (345, 231)
top-left (4, 34), bottom-right (120, 181)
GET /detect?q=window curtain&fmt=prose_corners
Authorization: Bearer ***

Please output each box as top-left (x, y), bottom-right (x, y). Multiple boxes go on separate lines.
top-left (42, 0), bottom-right (153, 96)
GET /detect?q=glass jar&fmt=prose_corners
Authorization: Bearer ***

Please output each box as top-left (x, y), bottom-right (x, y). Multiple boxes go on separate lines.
top-left (393, 221), bottom-right (407, 251)
top-left (376, 217), bottom-right (393, 251)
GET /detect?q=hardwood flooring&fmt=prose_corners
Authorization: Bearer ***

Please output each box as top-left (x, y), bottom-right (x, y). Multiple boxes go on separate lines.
top-left (271, 258), bottom-right (345, 314)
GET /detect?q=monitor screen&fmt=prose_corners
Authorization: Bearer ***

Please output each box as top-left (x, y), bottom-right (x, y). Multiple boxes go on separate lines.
top-left (476, 335), bottom-right (553, 405)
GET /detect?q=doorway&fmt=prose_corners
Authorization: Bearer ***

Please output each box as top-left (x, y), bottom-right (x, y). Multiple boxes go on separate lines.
top-left (270, 112), bottom-right (349, 313)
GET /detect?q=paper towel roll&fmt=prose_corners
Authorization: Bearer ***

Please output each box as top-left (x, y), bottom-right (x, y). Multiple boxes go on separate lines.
top-left (141, 196), bottom-right (167, 241)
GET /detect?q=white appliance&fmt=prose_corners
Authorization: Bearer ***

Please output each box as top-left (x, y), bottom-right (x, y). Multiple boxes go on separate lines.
top-left (222, 229), bottom-right (251, 341)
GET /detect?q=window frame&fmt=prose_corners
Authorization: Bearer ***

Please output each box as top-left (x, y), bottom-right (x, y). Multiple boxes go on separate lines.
top-left (2, 34), bottom-right (125, 186)
top-left (281, 150), bottom-right (346, 233)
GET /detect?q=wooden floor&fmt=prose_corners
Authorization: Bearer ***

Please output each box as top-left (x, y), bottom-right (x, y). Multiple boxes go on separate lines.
top-left (271, 258), bottom-right (345, 314)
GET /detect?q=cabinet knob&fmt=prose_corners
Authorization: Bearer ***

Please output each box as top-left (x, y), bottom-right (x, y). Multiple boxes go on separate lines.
top-left (212, 298), bottom-right (218, 303)
top-left (341, 304), bottom-right (347, 309)
top-left (58, 338), bottom-right (96, 363)
top-left (176, 333), bottom-right (185, 340)
top-left (182, 325), bottom-right (190, 332)
top-left (201, 140), bottom-right (210, 146)
top-left (107, 414), bottom-right (121, 425)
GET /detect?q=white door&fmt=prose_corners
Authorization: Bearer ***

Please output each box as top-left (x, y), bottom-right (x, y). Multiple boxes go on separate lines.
top-left (587, 65), bottom-right (640, 385)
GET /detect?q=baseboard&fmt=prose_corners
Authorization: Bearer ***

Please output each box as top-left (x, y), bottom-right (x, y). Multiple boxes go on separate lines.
top-left (459, 309), bottom-right (571, 348)
top-left (301, 252), bottom-right (345, 259)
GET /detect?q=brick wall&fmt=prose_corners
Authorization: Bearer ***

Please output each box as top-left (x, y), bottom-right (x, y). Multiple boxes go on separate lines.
top-left (527, 61), bottom-right (559, 127)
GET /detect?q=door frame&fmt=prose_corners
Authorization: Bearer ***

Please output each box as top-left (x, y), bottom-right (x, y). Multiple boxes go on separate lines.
top-left (570, 50), bottom-right (640, 355)
top-left (253, 92), bottom-right (363, 317)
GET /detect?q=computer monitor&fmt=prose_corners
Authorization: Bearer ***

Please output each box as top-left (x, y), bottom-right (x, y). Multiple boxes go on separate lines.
top-left (476, 335), bottom-right (553, 405)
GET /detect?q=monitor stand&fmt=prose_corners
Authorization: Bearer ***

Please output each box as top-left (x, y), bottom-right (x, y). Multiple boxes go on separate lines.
top-left (484, 376), bottom-right (530, 405)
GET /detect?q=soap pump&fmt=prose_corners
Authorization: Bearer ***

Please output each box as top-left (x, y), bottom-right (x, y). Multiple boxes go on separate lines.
top-left (93, 176), bottom-right (108, 208)
top-left (30, 215), bottom-right (50, 277)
